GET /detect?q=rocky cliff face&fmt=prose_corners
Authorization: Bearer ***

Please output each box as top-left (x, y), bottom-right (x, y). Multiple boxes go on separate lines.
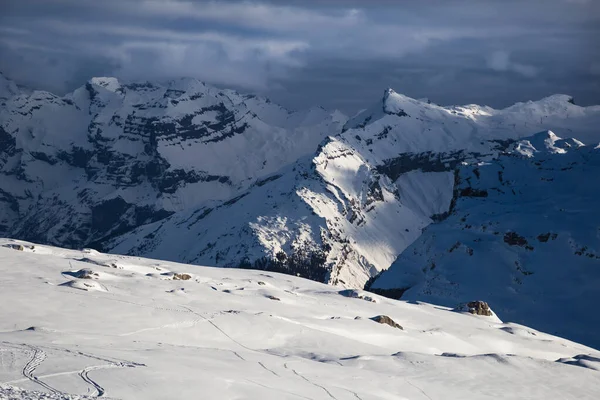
top-left (0, 74), bottom-right (345, 248)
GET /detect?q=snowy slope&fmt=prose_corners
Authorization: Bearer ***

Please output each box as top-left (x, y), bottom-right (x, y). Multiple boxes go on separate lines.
top-left (0, 74), bottom-right (346, 248)
top-left (370, 131), bottom-right (600, 349)
top-left (1, 239), bottom-right (600, 400)
top-left (107, 89), bottom-right (600, 289)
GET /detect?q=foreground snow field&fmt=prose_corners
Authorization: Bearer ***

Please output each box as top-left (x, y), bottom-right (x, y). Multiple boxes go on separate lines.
top-left (1, 239), bottom-right (599, 399)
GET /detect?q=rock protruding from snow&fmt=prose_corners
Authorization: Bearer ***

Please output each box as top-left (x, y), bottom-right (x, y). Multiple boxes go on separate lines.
top-left (455, 301), bottom-right (494, 316)
top-left (370, 315), bottom-right (403, 329)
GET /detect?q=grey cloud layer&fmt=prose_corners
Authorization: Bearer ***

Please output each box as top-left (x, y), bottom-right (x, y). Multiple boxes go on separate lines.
top-left (0, 0), bottom-right (598, 112)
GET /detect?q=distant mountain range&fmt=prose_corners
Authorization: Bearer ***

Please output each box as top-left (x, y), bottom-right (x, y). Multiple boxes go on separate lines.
top-left (1, 71), bottom-right (599, 346)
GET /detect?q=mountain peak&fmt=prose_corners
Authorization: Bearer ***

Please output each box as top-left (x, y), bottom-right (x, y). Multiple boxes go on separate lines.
top-left (88, 77), bottom-right (122, 92)
top-left (382, 88), bottom-right (411, 117)
top-left (383, 87), bottom-right (396, 99)
top-left (166, 77), bottom-right (208, 93)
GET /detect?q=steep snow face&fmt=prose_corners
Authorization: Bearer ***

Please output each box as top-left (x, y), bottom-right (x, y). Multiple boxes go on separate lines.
top-left (0, 74), bottom-right (346, 248)
top-left (1, 239), bottom-right (600, 399)
top-left (108, 89), bottom-right (600, 289)
top-left (370, 133), bottom-right (600, 349)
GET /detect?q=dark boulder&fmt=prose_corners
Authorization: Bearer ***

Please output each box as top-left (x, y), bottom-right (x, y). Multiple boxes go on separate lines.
top-left (370, 315), bottom-right (403, 330)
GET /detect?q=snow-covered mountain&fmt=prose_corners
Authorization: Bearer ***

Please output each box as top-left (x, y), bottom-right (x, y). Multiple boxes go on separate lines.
top-left (1, 239), bottom-right (599, 399)
top-left (0, 73), bottom-right (346, 249)
top-left (2, 72), bottom-right (599, 294)
top-left (106, 89), bottom-right (600, 289)
top-left (369, 131), bottom-right (600, 348)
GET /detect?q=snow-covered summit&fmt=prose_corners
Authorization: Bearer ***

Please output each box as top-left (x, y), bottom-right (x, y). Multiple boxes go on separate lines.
top-left (88, 76), bottom-right (122, 93)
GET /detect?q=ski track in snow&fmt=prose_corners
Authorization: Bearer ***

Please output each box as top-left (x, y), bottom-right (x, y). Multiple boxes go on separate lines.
top-left (78, 365), bottom-right (112, 397)
top-left (258, 361), bottom-right (280, 378)
top-left (291, 367), bottom-right (337, 400)
top-left (0, 342), bottom-right (145, 398)
top-left (245, 379), bottom-right (314, 400)
top-left (404, 379), bottom-right (434, 400)
top-left (21, 345), bottom-right (62, 395)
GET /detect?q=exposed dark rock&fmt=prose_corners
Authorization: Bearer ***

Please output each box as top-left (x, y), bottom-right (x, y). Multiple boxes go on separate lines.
top-left (537, 232), bottom-right (558, 243)
top-left (449, 242), bottom-right (461, 253)
top-left (255, 174), bottom-right (282, 187)
top-left (365, 179), bottom-right (384, 206)
top-left (223, 193), bottom-right (249, 207)
top-left (376, 126), bottom-right (391, 140)
top-left (504, 232), bottom-right (529, 247)
top-left (0, 126), bottom-right (16, 161)
top-left (377, 151), bottom-right (467, 181)
top-left (455, 301), bottom-right (493, 316)
top-left (3, 243), bottom-right (24, 251)
top-left (158, 169), bottom-right (231, 194)
top-left (370, 315), bottom-right (403, 329)
top-left (173, 273), bottom-right (192, 281)
top-left (459, 188), bottom-right (488, 198)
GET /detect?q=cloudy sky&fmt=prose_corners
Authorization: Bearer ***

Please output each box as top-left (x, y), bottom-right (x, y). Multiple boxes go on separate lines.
top-left (1, 0), bottom-right (598, 113)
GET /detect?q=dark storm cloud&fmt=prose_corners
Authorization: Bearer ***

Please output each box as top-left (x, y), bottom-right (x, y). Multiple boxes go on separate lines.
top-left (0, 0), bottom-right (598, 113)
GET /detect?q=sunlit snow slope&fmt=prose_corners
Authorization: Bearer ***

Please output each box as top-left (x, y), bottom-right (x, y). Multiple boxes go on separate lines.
top-left (1, 239), bottom-right (600, 400)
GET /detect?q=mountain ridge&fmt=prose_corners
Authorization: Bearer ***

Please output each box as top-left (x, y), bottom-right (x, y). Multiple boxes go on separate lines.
top-left (1, 73), bottom-right (599, 291)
